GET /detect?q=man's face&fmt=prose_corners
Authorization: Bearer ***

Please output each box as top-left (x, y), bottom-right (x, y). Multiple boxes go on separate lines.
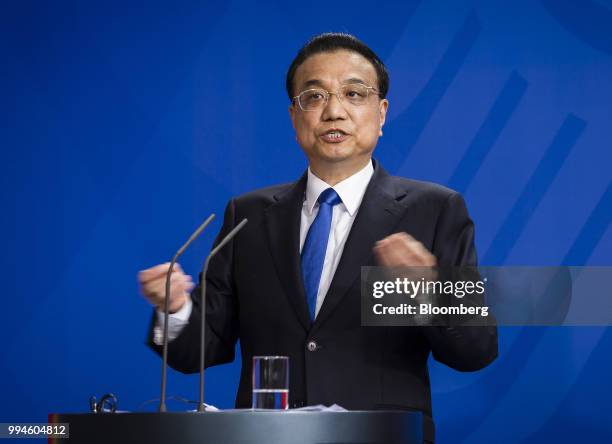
top-left (289, 50), bottom-right (388, 169)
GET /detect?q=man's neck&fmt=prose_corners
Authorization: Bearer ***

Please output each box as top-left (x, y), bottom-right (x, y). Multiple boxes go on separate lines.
top-left (309, 158), bottom-right (372, 186)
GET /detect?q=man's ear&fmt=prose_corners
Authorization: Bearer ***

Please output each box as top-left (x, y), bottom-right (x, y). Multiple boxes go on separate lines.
top-left (378, 99), bottom-right (389, 136)
top-left (289, 102), bottom-right (297, 131)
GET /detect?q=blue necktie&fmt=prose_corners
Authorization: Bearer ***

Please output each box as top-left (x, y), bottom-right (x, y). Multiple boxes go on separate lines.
top-left (301, 188), bottom-right (342, 321)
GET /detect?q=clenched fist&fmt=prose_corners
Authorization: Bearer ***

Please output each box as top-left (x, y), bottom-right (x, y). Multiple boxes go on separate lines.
top-left (373, 232), bottom-right (437, 267)
top-left (138, 262), bottom-right (195, 313)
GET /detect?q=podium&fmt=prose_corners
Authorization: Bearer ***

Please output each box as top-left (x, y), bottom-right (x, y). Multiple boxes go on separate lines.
top-left (49, 410), bottom-right (423, 444)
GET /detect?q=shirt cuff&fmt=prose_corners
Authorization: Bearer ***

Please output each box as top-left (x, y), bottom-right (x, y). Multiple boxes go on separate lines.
top-left (152, 298), bottom-right (193, 345)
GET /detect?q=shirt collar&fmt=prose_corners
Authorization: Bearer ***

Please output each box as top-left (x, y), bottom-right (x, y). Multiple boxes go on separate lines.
top-left (304, 160), bottom-right (374, 217)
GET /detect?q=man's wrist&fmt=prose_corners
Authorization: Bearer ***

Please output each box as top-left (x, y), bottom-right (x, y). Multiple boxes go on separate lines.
top-left (156, 297), bottom-right (192, 322)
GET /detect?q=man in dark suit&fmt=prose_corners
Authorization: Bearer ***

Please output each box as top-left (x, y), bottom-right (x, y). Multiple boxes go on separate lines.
top-left (139, 33), bottom-right (497, 443)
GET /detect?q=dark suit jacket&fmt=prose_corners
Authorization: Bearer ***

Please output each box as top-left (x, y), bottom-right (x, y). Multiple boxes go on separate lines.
top-left (149, 161), bottom-right (498, 442)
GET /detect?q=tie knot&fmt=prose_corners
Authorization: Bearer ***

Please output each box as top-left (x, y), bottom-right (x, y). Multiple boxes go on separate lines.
top-left (318, 188), bottom-right (342, 206)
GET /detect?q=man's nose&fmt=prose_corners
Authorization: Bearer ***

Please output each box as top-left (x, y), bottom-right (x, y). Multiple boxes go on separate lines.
top-left (321, 93), bottom-right (348, 120)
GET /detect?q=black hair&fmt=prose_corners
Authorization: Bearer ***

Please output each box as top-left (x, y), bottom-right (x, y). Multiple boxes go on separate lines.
top-left (286, 33), bottom-right (389, 101)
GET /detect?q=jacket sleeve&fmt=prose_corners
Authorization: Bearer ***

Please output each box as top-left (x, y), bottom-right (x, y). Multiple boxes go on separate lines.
top-left (423, 192), bottom-right (498, 371)
top-left (147, 199), bottom-right (240, 374)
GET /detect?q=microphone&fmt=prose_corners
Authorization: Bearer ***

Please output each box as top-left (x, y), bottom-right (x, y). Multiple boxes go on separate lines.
top-left (197, 218), bottom-right (248, 412)
top-left (159, 214), bottom-right (216, 413)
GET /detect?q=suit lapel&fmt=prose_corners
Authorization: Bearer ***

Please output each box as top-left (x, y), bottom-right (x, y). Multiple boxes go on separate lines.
top-left (264, 173), bottom-right (311, 331)
top-left (313, 163), bottom-right (406, 330)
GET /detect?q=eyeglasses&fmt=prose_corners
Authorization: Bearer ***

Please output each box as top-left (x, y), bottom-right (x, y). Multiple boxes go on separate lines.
top-left (293, 83), bottom-right (380, 111)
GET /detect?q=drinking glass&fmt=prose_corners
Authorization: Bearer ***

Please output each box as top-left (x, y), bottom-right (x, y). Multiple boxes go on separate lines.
top-left (252, 356), bottom-right (289, 409)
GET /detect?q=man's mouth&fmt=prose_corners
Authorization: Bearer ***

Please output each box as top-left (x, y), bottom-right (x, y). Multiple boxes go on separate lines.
top-left (320, 129), bottom-right (349, 143)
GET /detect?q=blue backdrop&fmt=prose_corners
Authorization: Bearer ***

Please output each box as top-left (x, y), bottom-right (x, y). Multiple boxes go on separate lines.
top-left (2, 1), bottom-right (611, 442)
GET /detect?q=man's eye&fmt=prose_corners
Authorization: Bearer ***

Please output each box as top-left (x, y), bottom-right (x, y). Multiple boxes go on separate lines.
top-left (345, 89), bottom-right (366, 98)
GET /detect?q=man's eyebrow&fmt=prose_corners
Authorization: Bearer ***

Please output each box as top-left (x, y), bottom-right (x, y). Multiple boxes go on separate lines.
top-left (299, 77), bottom-right (372, 91)
top-left (342, 77), bottom-right (370, 85)
top-left (301, 79), bottom-right (325, 89)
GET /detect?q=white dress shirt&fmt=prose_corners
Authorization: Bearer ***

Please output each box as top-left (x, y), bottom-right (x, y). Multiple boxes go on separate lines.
top-left (153, 160), bottom-right (374, 344)
top-left (299, 160), bottom-right (374, 317)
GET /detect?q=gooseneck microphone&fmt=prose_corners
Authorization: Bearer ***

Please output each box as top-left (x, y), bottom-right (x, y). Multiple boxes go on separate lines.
top-left (159, 214), bottom-right (216, 413)
top-left (197, 218), bottom-right (248, 412)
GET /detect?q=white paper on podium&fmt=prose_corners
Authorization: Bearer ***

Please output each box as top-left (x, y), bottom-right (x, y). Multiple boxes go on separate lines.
top-left (191, 404), bottom-right (347, 412)
top-left (290, 404), bottom-right (347, 412)
top-left (188, 404), bottom-right (220, 412)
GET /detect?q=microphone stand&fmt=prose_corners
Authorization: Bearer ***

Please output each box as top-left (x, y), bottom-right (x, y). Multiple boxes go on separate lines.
top-left (159, 214), bottom-right (215, 412)
top-left (197, 218), bottom-right (248, 412)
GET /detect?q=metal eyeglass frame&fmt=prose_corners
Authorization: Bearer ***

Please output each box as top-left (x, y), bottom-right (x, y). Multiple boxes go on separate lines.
top-left (292, 84), bottom-right (380, 111)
